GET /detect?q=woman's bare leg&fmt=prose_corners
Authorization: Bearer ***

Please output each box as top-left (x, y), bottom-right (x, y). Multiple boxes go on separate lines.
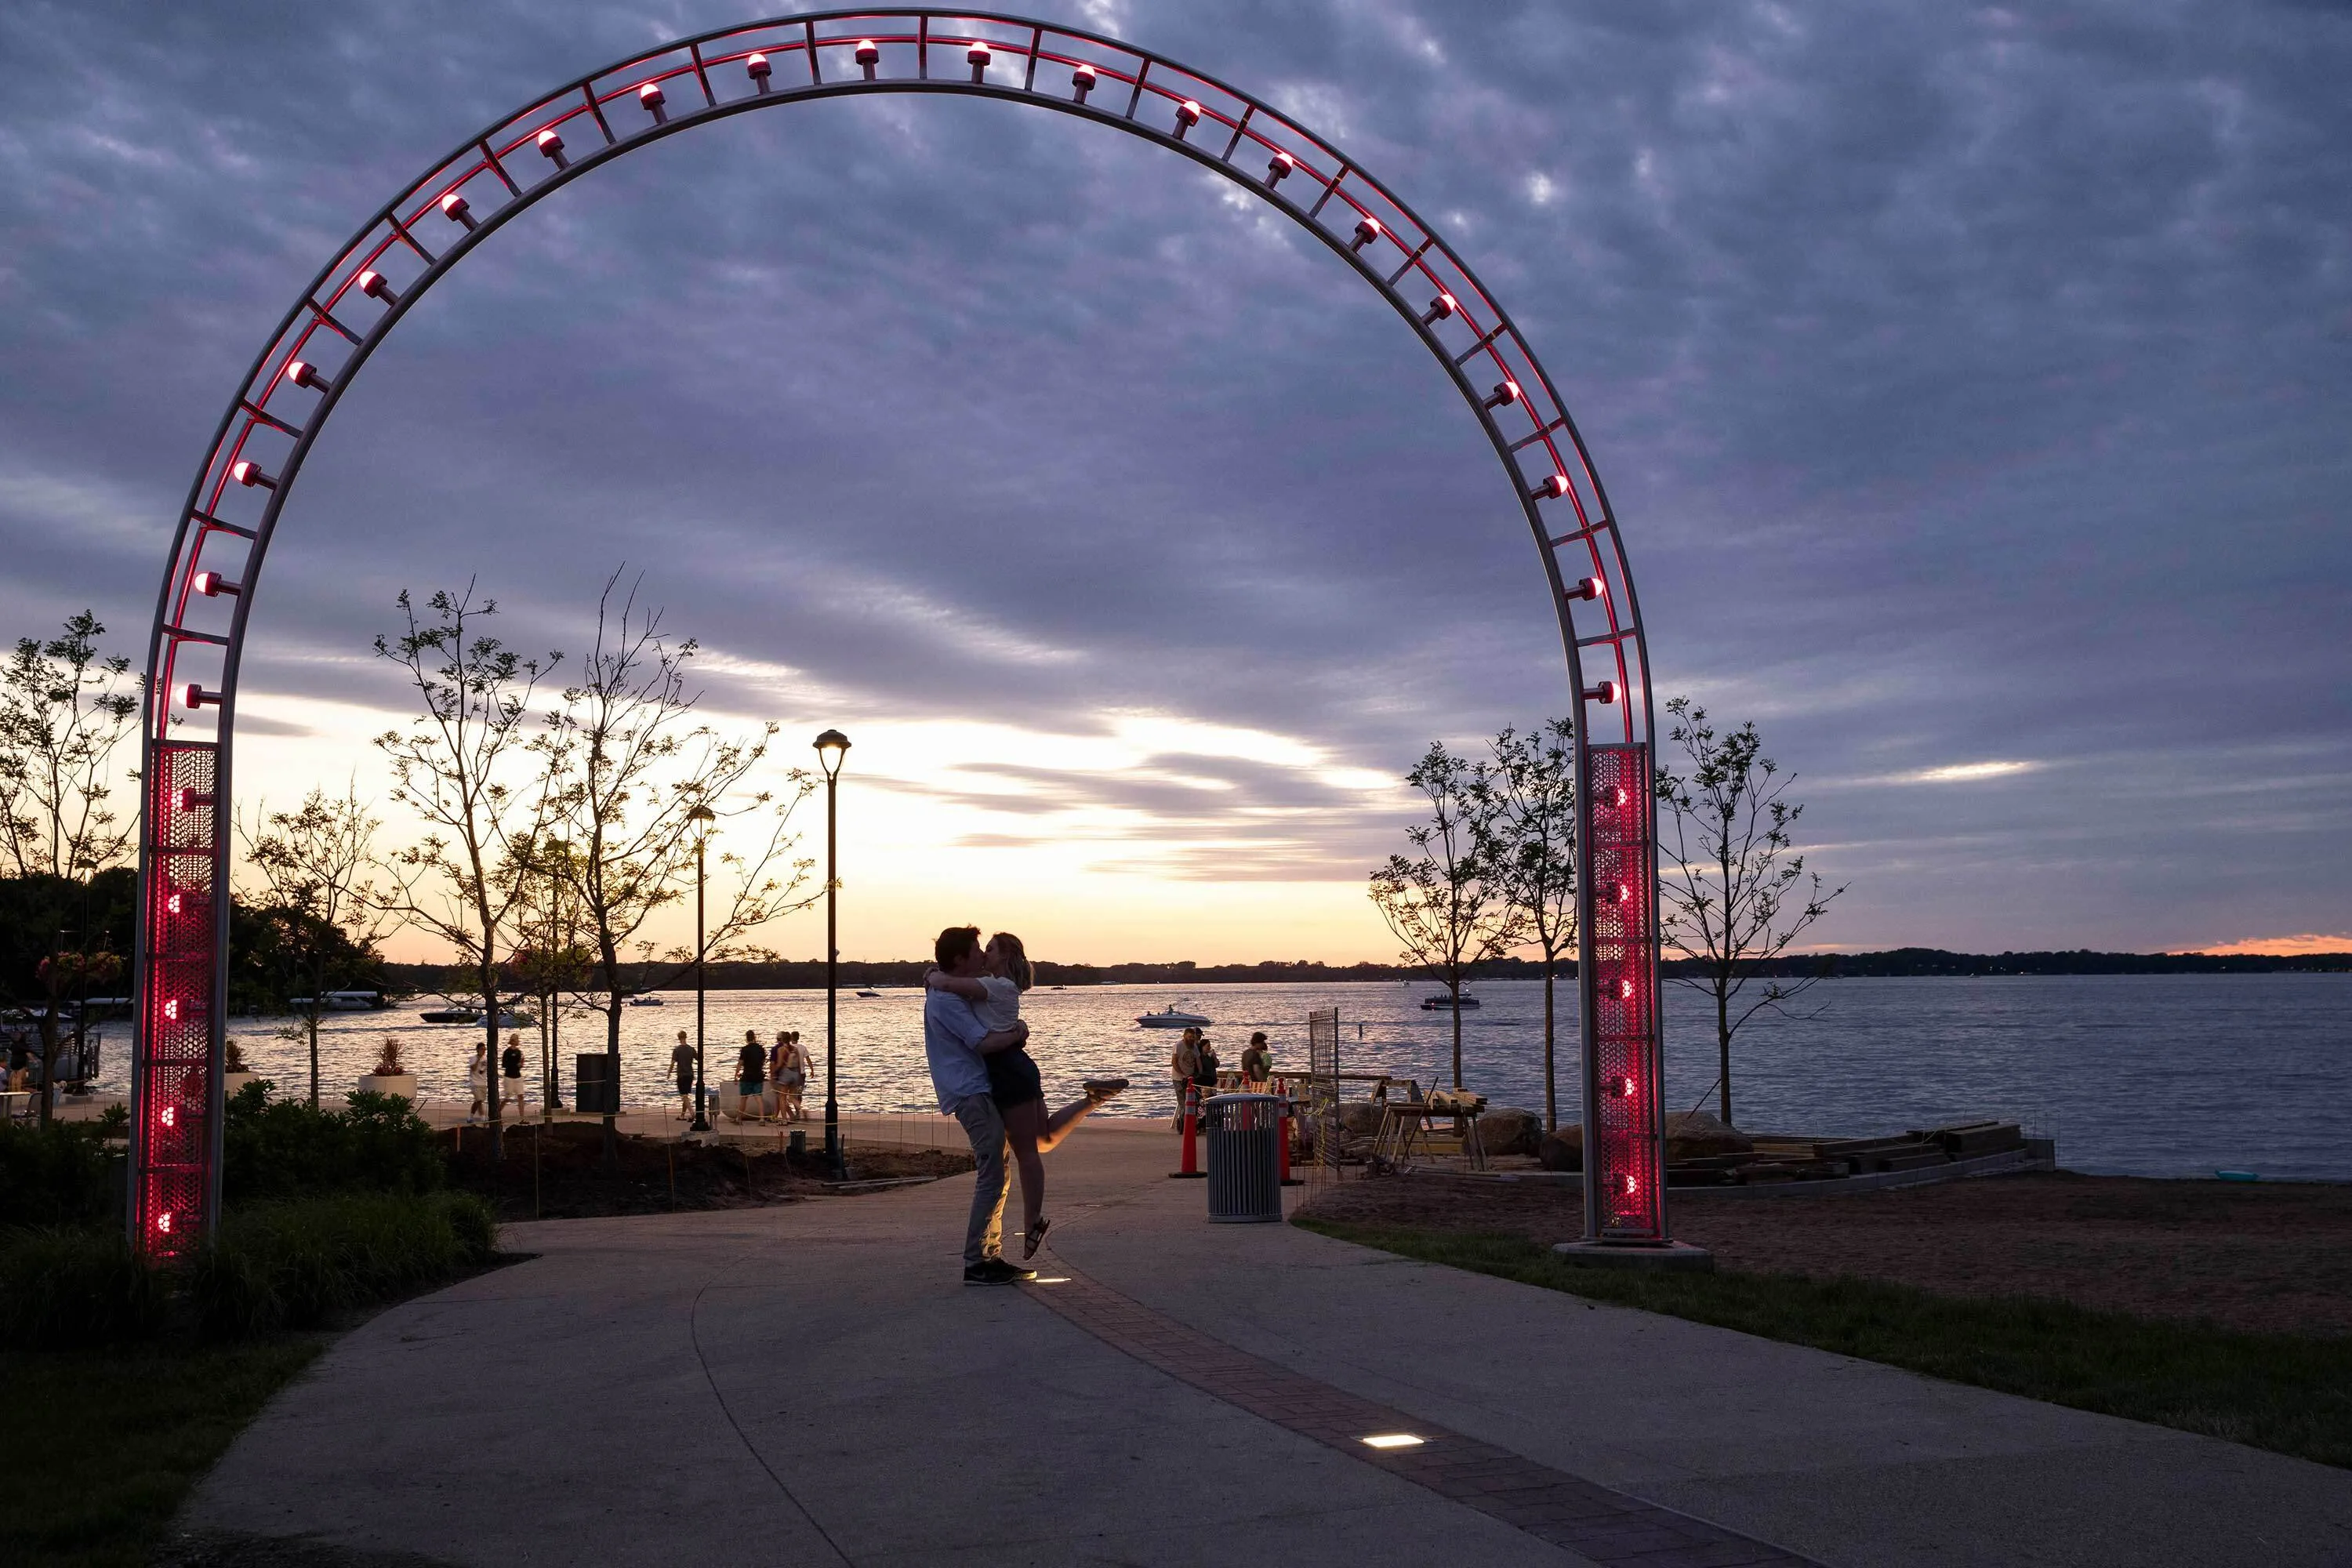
top-left (1002, 1100), bottom-right (1049, 1232)
top-left (1032, 1092), bottom-right (1105, 1154)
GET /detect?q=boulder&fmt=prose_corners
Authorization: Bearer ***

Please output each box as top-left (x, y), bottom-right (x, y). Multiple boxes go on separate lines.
top-left (1335, 1101), bottom-right (1387, 1139)
top-left (1479, 1106), bottom-right (1541, 1158)
top-left (1664, 1110), bottom-right (1753, 1161)
top-left (1539, 1124), bottom-right (1581, 1172)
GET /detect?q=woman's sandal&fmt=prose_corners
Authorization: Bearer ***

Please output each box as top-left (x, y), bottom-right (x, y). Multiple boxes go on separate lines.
top-left (1022, 1216), bottom-right (1051, 1260)
top-left (1083, 1077), bottom-right (1130, 1103)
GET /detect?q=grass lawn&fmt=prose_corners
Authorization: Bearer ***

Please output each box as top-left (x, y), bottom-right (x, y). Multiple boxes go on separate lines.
top-left (0, 1338), bottom-right (321, 1567)
top-left (1295, 1218), bottom-right (2352, 1471)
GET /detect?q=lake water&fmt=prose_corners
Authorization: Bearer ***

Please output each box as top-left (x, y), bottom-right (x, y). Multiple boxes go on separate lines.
top-left (74, 974), bottom-right (2352, 1181)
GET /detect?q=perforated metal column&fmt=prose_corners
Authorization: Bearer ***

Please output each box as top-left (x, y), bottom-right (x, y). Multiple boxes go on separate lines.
top-left (1583, 742), bottom-right (1666, 1241)
top-left (130, 741), bottom-right (222, 1259)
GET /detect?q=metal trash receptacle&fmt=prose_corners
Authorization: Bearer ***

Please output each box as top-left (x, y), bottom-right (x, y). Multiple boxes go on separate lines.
top-left (573, 1053), bottom-right (617, 1115)
top-left (1203, 1092), bottom-right (1283, 1222)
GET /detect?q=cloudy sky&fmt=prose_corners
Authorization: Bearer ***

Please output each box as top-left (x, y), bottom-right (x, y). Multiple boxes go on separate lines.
top-left (2, 0), bottom-right (2346, 963)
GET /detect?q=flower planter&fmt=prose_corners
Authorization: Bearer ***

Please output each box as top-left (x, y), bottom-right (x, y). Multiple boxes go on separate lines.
top-left (358, 1073), bottom-right (417, 1101)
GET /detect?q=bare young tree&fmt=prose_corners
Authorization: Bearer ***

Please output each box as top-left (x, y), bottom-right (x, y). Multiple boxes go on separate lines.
top-left (1369, 740), bottom-right (1524, 1090)
top-left (533, 573), bottom-right (815, 1159)
top-left (371, 584), bottom-right (558, 1160)
top-left (0, 609), bottom-right (140, 880)
top-left (505, 833), bottom-right (593, 1120)
top-left (241, 784), bottom-right (395, 1106)
top-left (1487, 719), bottom-right (1577, 1131)
top-left (1655, 696), bottom-right (1846, 1128)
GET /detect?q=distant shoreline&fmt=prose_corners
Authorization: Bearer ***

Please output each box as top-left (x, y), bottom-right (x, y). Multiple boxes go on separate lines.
top-left (386, 947), bottom-right (2352, 993)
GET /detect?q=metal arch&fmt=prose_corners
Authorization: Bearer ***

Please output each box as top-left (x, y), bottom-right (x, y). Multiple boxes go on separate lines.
top-left (130, 8), bottom-right (1671, 1254)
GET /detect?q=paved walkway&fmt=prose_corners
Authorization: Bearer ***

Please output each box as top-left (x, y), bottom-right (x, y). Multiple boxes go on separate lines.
top-left (185, 1122), bottom-right (2352, 1566)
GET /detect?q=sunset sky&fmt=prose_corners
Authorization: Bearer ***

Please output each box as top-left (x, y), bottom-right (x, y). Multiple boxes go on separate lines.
top-left (1, 2), bottom-right (2345, 964)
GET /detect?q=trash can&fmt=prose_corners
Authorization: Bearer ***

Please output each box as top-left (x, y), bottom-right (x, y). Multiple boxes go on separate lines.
top-left (1203, 1092), bottom-right (1283, 1223)
top-left (573, 1052), bottom-right (618, 1115)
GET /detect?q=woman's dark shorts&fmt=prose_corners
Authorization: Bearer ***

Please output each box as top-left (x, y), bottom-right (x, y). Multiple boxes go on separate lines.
top-left (988, 1046), bottom-right (1044, 1112)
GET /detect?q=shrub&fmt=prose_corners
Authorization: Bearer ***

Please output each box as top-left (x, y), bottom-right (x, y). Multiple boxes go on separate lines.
top-left (192, 1191), bottom-right (497, 1337)
top-left (0, 1225), bottom-right (169, 1341)
top-left (0, 1118), bottom-right (115, 1228)
top-left (222, 1081), bottom-right (444, 1204)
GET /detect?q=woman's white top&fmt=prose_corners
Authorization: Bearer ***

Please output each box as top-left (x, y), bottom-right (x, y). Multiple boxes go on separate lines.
top-left (974, 975), bottom-right (1022, 1033)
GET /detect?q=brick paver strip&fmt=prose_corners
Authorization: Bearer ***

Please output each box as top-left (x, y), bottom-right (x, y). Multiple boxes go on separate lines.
top-left (1029, 1268), bottom-right (1821, 1568)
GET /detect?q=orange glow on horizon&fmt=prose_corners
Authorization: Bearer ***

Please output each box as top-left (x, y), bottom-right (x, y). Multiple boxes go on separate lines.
top-left (2187, 933), bottom-right (2352, 958)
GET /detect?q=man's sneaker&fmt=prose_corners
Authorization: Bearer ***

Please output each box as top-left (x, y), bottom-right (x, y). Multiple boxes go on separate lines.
top-left (963, 1257), bottom-right (1036, 1287)
top-left (1083, 1077), bottom-right (1130, 1102)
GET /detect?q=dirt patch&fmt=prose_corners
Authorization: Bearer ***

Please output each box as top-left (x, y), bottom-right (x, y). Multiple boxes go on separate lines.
top-left (443, 1120), bottom-right (972, 1221)
top-left (1295, 1171), bottom-right (2352, 1337)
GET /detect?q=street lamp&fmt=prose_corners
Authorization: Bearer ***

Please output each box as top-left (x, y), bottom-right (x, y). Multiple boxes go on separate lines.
top-left (814, 728), bottom-right (851, 1178)
top-left (688, 802), bottom-right (716, 1134)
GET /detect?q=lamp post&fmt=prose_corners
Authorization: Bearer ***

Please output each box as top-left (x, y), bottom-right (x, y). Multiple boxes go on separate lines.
top-left (814, 728), bottom-right (851, 1178)
top-left (688, 803), bottom-right (715, 1134)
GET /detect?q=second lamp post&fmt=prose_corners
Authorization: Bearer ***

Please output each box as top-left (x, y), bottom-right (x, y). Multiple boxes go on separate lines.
top-left (814, 728), bottom-right (850, 1179)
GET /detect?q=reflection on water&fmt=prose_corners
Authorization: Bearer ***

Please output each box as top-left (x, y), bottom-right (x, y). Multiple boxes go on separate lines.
top-left (72, 973), bottom-right (2352, 1180)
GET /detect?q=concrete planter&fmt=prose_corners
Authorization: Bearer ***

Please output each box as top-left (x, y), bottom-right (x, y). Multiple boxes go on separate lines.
top-left (358, 1073), bottom-right (417, 1101)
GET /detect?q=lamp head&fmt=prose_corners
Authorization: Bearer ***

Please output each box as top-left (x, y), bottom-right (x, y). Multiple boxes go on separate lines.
top-left (686, 802), bottom-right (717, 830)
top-left (814, 728), bottom-right (851, 779)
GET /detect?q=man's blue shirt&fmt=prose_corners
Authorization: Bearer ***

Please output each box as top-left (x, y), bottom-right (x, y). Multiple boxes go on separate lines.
top-left (923, 987), bottom-right (992, 1112)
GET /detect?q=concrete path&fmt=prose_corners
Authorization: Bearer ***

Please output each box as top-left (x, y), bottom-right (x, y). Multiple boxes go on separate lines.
top-left (185, 1122), bottom-right (2352, 1567)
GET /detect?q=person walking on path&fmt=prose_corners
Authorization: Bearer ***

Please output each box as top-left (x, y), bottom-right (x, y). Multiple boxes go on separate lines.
top-left (467, 1040), bottom-right (489, 1120)
top-left (671, 1030), bottom-right (695, 1120)
top-left (925, 924), bottom-right (1036, 1286)
top-left (737, 1030), bottom-right (766, 1121)
top-left (500, 1032), bottom-right (527, 1116)
top-left (774, 1030), bottom-right (808, 1122)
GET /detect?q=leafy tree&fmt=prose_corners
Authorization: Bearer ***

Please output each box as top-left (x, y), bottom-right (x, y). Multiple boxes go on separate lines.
top-left (0, 609), bottom-right (140, 880)
top-left (1655, 697), bottom-right (1846, 1127)
top-left (1369, 741), bottom-right (1523, 1090)
top-left (370, 584), bottom-right (557, 1160)
top-left (241, 785), bottom-right (395, 1106)
top-left (532, 574), bottom-right (815, 1156)
top-left (1487, 719), bottom-right (1577, 1131)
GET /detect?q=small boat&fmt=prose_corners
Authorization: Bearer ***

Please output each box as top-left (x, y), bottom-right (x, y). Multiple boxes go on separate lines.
top-left (1420, 992), bottom-right (1480, 1011)
top-left (855, 989), bottom-right (881, 999)
top-left (292, 990), bottom-right (384, 1013)
top-left (1138, 1004), bottom-right (1212, 1029)
top-left (419, 1007), bottom-right (535, 1028)
top-left (626, 993), bottom-right (666, 1007)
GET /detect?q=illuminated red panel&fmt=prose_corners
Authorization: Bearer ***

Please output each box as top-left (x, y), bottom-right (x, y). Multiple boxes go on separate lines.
top-left (1587, 742), bottom-right (1664, 1240)
top-left (132, 741), bottom-right (219, 1260)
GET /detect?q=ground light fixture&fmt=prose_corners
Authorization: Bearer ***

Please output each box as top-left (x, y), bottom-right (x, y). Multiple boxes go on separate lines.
top-left (815, 728), bottom-right (851, 1178)
top-left (1359, 1433), bottom-right (1425, 1450)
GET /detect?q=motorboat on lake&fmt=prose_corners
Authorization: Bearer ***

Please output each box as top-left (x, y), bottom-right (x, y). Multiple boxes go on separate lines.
top-left (419, 1007), bottom-right (536, 1028)
top-left (626, 993), bottom-right (666, 1007)
top-left (1138, 1003), bottom-right (1212, 1029)
top-left (1420, 992), bottom-right (1480, 1011)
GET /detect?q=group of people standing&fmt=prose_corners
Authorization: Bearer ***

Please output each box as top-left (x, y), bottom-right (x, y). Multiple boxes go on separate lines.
top-left (670, 1027), bottom-right (811, 1121)
top-left (1167, 1026), bottom-right (1272, 1127)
